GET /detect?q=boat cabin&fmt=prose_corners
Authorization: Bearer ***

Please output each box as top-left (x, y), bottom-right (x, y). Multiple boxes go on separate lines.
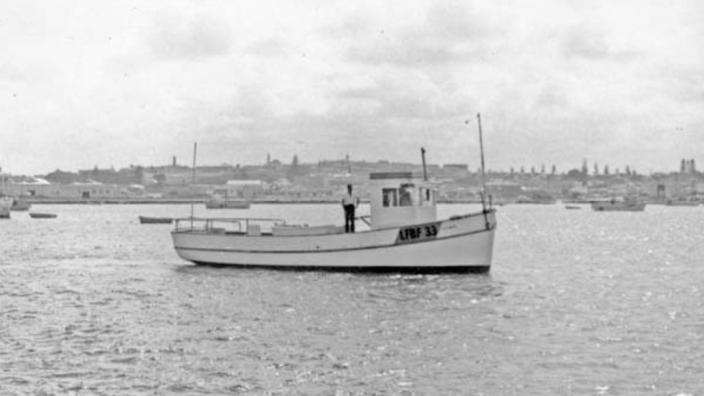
top-left (369, 172), bottom-right (437, 230)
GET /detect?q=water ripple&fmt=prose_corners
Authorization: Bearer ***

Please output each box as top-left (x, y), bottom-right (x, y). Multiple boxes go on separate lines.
top-left (1, 204), bottom-right (704, 393)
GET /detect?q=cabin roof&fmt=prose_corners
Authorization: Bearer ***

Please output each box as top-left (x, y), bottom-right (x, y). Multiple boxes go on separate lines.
top-left (369, 172), bottom-right (413, 180)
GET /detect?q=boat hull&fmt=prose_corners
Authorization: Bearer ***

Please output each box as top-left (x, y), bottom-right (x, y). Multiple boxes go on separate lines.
top-left (139, 216), bottom-right (173, 224)
top-left (10, 200), bottom-right (31, 211)
top-left (172, 210), bottom-right (496, 272)
top-left (205, 201), bottom-right (251, 209)
top-left (665, 201), bottom-right (699, 206)
top-left (591, 202), bottom-right (646, 211)
top-left (0, 197), bottom-right (11, 219)
top-left (29, 213), bottom-right (57, 219)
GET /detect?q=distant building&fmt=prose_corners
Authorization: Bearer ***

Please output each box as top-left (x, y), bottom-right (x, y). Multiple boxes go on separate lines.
top-left (651, 176), bottom-right (699, 199)
top-left (567, 182), bottom-right (589, 197)
top-left (485, 179), bottom-right (523, 199)
top-left (67, 181), bottom-right (120, 199)
top-left (77, 166), bottom-right (143, 185)
top-left (2, 177), bottom-right (51, 196)
top-left (680, 158), bottom-right (696, 173)
top-left (443, 163), bottom-right (468, 171)
top-left (6, 180), bottom-right (125, 199)
top-left (224, 180), bottom-right (265, 198)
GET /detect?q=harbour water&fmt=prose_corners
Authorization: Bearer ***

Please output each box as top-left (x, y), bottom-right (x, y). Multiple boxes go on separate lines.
top-left (1, 203), bottom-right (703, 394)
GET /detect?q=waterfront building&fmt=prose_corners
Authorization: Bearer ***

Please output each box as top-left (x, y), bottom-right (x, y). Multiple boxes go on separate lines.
top-left (224, 180), bottom-right (265, 199)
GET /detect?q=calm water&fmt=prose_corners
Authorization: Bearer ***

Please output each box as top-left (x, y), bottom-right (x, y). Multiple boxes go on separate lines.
top-left (1, 203), bottom-right (703, 395)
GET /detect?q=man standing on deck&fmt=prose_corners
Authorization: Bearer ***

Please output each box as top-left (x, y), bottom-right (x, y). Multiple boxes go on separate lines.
top-left (342, 184), bottom-right (359, 233)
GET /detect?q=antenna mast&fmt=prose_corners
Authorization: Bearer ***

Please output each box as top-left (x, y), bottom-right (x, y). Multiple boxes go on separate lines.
top-left (421, 147), bottom-right (428, 181)
top-left (190, 142), bottom-right (197, 224)
top-left (476, 113), bottom-right (488, 213)
top-left (191, 142), bottom-right (197, 184)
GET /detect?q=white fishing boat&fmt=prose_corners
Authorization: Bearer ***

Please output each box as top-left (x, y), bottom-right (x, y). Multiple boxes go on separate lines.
top-left (172, 171), bottom-right (497, 272)
top-left (171, 115), bottom-right (496, 272)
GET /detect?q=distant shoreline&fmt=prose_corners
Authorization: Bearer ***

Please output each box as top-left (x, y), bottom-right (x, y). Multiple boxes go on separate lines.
top-left (24, 198), bottom-right (486, 205)
top-left (19, 198), bottom-right (676, 206)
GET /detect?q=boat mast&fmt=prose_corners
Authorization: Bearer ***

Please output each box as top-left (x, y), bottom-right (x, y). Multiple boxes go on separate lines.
top-left (421, 147), bottom-right (428, 181)
top-left (190, 142), bottom-right (197, 225)
top-left (476, 113), bottom-right (488, 212)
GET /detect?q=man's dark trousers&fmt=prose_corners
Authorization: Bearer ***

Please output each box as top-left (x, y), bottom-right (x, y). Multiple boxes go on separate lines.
top-left (344, 204), bottom-right (355, 233)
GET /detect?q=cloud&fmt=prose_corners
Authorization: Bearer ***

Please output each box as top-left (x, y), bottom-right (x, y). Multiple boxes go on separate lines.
top-left (334, 70), bottom-right (468, 119)
top-left (343, 2), bottom-right (493, 67)
top-left (148, 11), bottom-right (232, 60)
top-left (561, 24), bottom-right (638, 61)
top-left (424, 1), bottom-right (490, 40)
top-left (672, 69), bottom-right (704, 103)
top-left (534, 84), bottom-right (569, 109)
top-left (2, 0), bottom-right (703, 175)
top-left (347, 40), bottom-right (483, 67)
top-left (246, 37), bottom-right (289, 58)
top-left (320, 8), bottom-right (376, 38)
top-left (0, 63), bottom-right (30, 83)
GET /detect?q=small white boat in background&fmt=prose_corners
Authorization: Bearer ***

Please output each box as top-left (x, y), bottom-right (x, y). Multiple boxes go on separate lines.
top-left (205, 195), bottom-right (251, 209)
top-left (591, 196), bottom-right (646, 212)
top-left (665, 199), bottom-right (699, 207)
top-left (0, 197), bottom-right (11, 219)
top-left (10, 198), bottom-right (31, 211)
top-left (172, 171), bottom-right (497, 272)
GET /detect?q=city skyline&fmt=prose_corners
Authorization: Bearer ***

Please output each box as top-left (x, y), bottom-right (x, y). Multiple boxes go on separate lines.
top-left (1, 151), bottom-right (697, 177)
top-left (2, 0), bottom-right (702, 175)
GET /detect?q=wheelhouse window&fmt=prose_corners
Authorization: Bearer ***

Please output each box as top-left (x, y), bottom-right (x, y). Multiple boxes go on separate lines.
top-left (419, 187), bottom-right (435, 206)
top-left (399, 183), bottom-right (415, 206)
top-left (382, 184), bottom-right (432, 208)
top-left (382, 188), bottom-right (398, 207)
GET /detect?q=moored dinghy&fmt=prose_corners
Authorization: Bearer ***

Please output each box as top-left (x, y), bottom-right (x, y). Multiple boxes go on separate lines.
top-left (29, 212), bottom-right (58, 219)
top-left (139, 216), bottom-right (173, 224)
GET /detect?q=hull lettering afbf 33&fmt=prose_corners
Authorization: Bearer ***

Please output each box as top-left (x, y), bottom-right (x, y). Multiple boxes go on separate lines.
top-left (396, 222), bottom-right (440, 245)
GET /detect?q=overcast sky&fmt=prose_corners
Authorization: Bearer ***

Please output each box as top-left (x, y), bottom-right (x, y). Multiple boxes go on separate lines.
top-left (1, 0), bottom-right (702, 175)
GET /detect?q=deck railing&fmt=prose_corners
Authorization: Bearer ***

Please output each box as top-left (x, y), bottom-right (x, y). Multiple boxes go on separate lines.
top-left (173, 217), bottom-right (285, 234)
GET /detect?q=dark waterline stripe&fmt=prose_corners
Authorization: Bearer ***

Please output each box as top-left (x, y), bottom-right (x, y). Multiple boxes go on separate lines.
top-left (191, 262), bottom-right (491, 274)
